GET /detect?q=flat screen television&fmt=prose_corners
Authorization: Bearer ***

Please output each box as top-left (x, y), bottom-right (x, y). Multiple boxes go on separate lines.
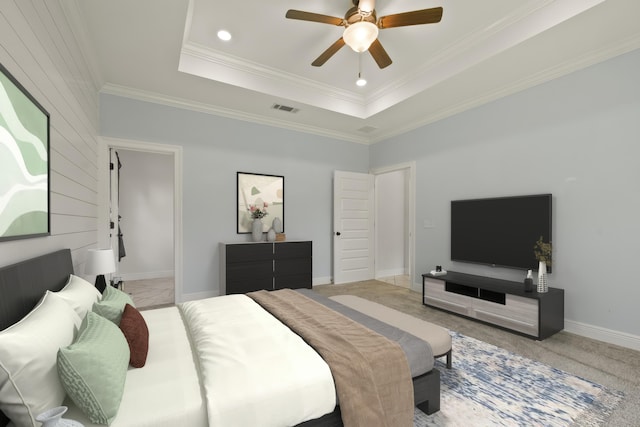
top-left (451, 194), bottom-right (552, 271)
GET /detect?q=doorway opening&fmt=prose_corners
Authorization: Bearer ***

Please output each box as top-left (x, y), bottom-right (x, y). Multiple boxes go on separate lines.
top-left (373, 162), bottom-right (415, 289)
top-left (332, 163), bottom-right (415, 289)
top-left (99, 137), bottom-right (183, 306)
top-left (112, 149), bottom-right (174, 308)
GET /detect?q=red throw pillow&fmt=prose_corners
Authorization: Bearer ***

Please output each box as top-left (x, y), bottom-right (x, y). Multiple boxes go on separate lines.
top-left (119, 304), bottom-right (149, 368)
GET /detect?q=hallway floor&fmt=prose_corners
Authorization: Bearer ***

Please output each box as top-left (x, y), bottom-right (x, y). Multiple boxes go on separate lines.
top-left (123, 277), bottom-right (174, 309)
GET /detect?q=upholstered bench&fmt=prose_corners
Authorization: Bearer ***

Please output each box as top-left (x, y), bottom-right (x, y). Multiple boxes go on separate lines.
top-left (329, 295), bottom-right (452, 369)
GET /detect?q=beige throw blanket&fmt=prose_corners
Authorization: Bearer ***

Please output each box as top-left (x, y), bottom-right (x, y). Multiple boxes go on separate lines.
top-left (248, 289), bottom-right (414, 427)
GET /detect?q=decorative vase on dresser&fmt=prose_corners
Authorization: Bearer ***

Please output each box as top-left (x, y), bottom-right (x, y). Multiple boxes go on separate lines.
top-left (272, 217), bottom-right (283, 233)
top-left (537, 261), bottom-right (548, 293)
top-left (251, 219), bottom-right (263, 242)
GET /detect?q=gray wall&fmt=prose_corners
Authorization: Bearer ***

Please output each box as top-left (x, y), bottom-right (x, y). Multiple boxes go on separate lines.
top-left (371, 48), bottom-right (640, 338)
top-left (100, 95), bottom-right (369, 296)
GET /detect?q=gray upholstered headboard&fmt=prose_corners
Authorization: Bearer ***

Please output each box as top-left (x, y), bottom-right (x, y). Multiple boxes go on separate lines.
top-left (0, 249), bottom-right (73, 331)
top-left (0, 249), bottom-right (74, 427)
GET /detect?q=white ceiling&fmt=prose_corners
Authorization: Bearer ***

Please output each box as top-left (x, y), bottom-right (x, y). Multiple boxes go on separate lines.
top-left (74, 0), bottom-right (640, 144)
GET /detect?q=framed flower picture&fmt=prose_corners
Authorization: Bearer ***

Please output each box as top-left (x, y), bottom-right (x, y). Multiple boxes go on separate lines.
top-left (237, 172), bottom-right (284, 233)
top-left (0, 62), bottom-right (50, 241)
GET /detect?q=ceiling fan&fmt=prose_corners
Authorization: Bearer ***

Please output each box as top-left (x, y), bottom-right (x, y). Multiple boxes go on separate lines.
top-left (285, 0), bottom-right (443, 69)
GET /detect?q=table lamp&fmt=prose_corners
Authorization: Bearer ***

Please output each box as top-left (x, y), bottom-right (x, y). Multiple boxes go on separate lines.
top-left (85, 248), bottom-right (116, 293)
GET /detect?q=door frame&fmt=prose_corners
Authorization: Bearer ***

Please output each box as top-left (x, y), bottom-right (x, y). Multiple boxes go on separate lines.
top-left (370, 161), bottom-right (416, 289)
top-left (97, 136), bottom-right (184, 302)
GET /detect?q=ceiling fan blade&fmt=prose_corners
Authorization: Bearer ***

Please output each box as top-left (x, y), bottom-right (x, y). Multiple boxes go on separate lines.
top-left (286, 10), bottom-right (344, 26)
top-left (378, 7), bottom-right (443, 29)
top-left (368, 39), bottom-right (392, 69)
top-left (312, 38), bottom-right (346, 67)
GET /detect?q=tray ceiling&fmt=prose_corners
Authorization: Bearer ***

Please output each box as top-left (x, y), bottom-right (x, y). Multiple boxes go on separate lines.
top-left (75, 0), bottom-right (640, 143)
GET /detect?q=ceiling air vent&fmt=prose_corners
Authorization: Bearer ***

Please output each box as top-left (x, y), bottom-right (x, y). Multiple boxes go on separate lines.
top-left (271, 103), bottom-right (299, 113)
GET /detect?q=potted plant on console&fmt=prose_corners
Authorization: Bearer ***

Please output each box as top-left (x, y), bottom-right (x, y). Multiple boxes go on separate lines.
top-left (534, 237), bottom-right (552, 293)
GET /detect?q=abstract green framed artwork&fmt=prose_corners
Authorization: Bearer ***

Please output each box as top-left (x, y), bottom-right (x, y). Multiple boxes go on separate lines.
top-left (0, 63), bottom-right (50, 241)
top-left (237, 172), bottom-right (284, 233)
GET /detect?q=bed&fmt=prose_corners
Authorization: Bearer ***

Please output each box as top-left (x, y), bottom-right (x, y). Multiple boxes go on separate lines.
top-left (0, 249), bottom-right (440, 427)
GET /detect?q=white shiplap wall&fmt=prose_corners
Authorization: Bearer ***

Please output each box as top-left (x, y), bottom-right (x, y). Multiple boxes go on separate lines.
top-left (0, 0), bottom-right (100, 272)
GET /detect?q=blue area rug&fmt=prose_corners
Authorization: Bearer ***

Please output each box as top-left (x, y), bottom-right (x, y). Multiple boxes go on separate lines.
top-left (413, 332), bottom-right (624, 426)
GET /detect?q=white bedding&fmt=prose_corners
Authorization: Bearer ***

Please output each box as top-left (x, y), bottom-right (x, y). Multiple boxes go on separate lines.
top-left (180, 294), bottom-right (336, 427)
top-left (63, 307), bottom-right (207, 427)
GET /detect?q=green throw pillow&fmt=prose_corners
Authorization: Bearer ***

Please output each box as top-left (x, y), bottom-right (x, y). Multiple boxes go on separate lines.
top-left (57, 312), bottom-right (130, 425)
top-left (93, 285), bottom-right (135, 324)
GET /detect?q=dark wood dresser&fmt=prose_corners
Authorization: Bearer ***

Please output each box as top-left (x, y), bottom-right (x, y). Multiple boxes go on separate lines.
top-left (220, 241), bottom-right (312, 295)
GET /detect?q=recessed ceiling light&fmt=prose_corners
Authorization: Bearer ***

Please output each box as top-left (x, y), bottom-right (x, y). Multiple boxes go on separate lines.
top-left (217, 30), bottom-right (231, 41)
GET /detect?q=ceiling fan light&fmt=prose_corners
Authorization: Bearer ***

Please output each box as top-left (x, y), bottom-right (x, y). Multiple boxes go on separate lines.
top-left (343, 21), bottom-right (379, 52)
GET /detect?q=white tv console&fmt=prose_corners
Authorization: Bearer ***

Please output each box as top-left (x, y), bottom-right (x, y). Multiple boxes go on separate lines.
top-left (422, 271), bottom-right (564, 340)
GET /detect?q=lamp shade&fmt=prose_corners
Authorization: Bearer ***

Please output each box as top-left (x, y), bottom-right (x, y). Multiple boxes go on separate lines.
top-left (85, 249), bottom-right (116, 275)
top-left (343, 21), bottom-right (379, 52)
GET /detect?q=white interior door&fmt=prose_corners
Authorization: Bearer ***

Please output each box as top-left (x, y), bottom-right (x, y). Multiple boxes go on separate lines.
top-left (333, 171), bottom-right (374, 284)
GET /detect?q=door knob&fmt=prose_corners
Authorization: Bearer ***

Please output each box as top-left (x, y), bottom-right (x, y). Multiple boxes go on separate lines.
top-left (336, 232), bottom-right (341, 236)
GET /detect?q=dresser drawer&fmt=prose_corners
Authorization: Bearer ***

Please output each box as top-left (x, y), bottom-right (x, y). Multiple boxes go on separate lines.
top-left (226, 260), bottom-right (273, 281)
top-left (226, 243), bottom-right (273, 263)
top-left (274, 241), bottom-right (311, 259)
top-left (275, 258), bottom-right (311, 277)
top-left (275, 274), bottom-right (312, 290)
top-left (221, 241), bottom-right (312, 295)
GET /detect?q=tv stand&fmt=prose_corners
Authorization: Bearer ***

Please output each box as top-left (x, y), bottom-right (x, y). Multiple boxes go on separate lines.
top-left (422, 271), bottom-right (564, 340)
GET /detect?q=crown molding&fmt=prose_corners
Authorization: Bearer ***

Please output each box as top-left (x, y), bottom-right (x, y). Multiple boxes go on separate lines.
top-left (181, 42), bottom-right (363, 103)
top-left (365, 0), bottom-right (605, 117)
top-left (100, 83), bottom-right (370, 145)
top-left (102, 29), bottom-right (640, 149)
top-left (179, 1), bottom-right (566, 119)
top-left (179, 41), bottom-right (370, 118)
top-left (371, 34), bottom-right (640, 144)
top-left (367, 0), bottom-right (556, 105)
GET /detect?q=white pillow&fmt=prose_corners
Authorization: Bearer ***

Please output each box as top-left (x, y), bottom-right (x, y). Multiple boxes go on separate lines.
top-left (56, 274), bottom-right (102, 319)
top-left (0, 291), bottom-right (81, 427)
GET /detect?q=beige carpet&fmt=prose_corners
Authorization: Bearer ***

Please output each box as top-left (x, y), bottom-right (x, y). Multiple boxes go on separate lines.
top-left (313, 280), bottom-right (640, 426)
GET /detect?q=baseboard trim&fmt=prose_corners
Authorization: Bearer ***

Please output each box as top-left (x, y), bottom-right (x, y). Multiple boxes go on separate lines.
top-left (120, 270), bottom-right (174, 281)
top-left (564, 319), bottom-right (640, 352)
top-left (313, 276), bottom-right (332, 287)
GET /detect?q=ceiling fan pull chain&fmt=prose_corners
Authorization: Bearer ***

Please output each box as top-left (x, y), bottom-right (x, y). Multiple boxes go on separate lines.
top-left (356, 53), bottom-right (367, 86)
